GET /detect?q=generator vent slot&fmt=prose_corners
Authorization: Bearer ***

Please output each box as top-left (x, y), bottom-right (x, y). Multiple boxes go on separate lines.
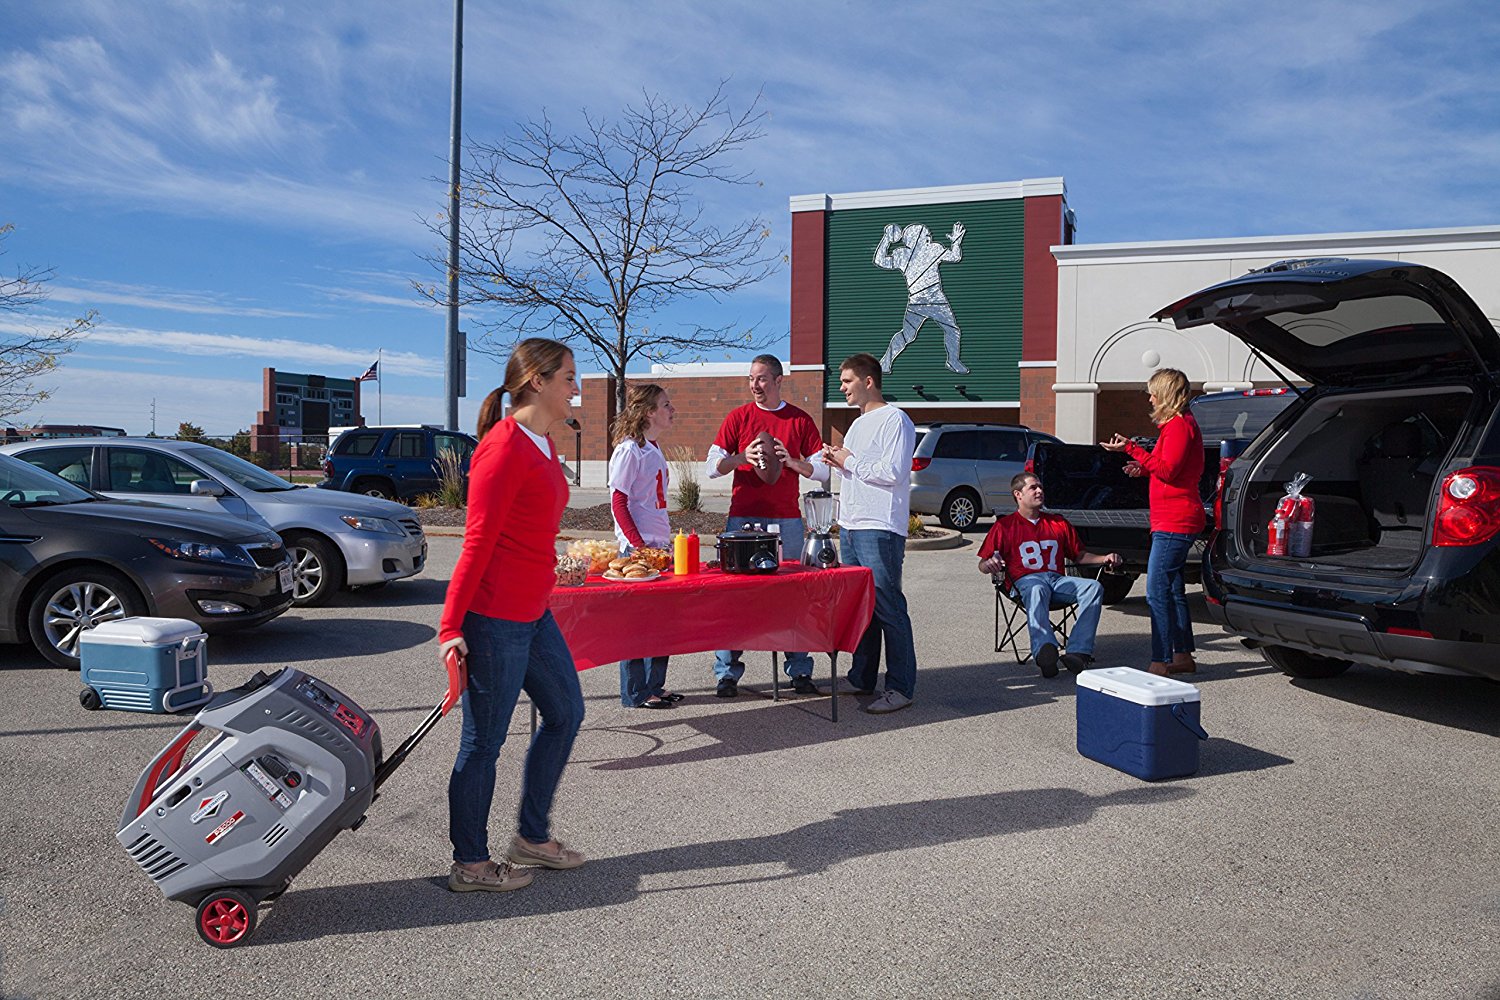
top-left (125, 832), bottom-right (187, 883)
top-left (264, 823), bottom-right (290, 848)
top-left (276, 708), bottom-right (341, 749)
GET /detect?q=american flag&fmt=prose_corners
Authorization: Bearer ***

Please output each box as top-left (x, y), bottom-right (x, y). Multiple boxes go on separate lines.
top-left (356, 360), bottom-right (379, 382)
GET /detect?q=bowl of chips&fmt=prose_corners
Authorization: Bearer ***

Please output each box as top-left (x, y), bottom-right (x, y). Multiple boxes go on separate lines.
top-left (565, 538), bottom-right (617, 575)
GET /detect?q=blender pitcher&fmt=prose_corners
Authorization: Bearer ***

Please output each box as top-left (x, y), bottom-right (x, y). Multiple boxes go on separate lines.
top-left (800, 490), bottom-right (839, 568)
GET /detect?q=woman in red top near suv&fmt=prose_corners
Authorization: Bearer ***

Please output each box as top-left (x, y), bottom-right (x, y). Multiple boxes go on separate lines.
top-left (1104, 368), bottom-right (1205, 676)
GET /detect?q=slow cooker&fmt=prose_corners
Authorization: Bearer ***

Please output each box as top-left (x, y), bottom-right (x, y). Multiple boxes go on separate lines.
top-left (716, 530), bottom-right (781, 574)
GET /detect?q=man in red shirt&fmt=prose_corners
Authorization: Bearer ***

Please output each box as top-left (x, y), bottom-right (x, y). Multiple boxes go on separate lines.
top-left (977, 472), bottom-right (1121, 678)
top-left (704, 354), bottom-right (824, 697)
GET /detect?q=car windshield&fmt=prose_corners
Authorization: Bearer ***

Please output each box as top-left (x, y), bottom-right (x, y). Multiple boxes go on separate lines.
top-left (181, 446), bottom-right (298, 491)
top-left (0, 454), bottom-right (96, 505)
top-left (1191, 393), bottom-right (1296, 442)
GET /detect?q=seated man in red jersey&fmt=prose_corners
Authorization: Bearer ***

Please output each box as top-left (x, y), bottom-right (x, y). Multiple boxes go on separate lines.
top-left (977, 472), bottom-right (1122, 678)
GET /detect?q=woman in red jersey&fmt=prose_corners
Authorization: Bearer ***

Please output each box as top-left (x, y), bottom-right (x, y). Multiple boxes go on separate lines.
top-left (1102, 368), bottom-right (1205, 677)
top-left (439, 338), bottom-right (587, 893)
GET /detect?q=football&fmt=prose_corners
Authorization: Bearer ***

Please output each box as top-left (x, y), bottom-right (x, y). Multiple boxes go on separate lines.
top-left (750, 430), bottom-right (782, 485)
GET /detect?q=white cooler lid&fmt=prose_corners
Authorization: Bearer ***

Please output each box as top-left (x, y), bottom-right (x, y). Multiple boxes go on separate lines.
top-left (1075, 666), bottom-right (1200, 706)
top-left (79, 617), bottom-right (205, 646)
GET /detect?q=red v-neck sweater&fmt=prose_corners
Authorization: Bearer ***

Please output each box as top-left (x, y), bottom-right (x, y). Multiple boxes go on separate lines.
top-left (1124, 412), bottom-right (1206, 535)
top-left (439, 417), bottom-right (568, 642)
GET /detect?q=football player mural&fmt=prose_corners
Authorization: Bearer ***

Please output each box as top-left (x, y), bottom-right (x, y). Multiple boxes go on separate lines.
top-left (873, 221), bottom-right (970, 375)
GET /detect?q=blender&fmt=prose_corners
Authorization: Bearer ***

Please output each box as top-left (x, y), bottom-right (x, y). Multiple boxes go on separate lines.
top-left (800, 490), bottom-right (839, 569)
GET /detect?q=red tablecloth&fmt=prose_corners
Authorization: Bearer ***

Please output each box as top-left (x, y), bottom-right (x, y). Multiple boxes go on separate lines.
top-left (548, 563), bottom-right (876, 670)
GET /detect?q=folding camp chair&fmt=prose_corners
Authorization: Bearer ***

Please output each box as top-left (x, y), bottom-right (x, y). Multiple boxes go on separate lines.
top-left (991, 565), bottom-right (1099, 663)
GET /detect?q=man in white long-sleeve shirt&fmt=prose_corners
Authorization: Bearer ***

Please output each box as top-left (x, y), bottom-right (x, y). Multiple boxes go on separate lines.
top-left (819, 353), bottom-right (919, 714)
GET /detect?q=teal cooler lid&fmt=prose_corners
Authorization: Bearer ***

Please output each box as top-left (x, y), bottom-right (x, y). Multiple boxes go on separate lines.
top-left (79, 617), bottom-right (205, 648)
top-left (1075, 666), bottom-right (1200, 706)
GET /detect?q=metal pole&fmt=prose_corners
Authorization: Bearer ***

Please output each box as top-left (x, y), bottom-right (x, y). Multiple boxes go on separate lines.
top-left (443, 0), bottom-right (464, 431)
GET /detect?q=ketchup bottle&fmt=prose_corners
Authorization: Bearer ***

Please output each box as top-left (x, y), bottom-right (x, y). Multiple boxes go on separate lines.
top-left (687, 530), bottom-right (701, 573)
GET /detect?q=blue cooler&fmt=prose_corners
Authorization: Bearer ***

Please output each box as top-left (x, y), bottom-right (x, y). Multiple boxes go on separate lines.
top-left (1076, 667), bottom-right (1209, 780)
top-left (78, 617), bottom-right (211, 713)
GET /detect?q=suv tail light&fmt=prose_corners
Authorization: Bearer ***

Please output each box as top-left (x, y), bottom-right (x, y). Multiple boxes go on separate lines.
top-left (1024, 456), bottom-right (1035, 474)
top-left (912, 456), bottom-right (931, 472)
top-left (322, 458), bottom-right (334, 478)
top-left (1214, 459), bottom-right (1231, 527)
top-left (1433, 467), bottom-right (1500, 546)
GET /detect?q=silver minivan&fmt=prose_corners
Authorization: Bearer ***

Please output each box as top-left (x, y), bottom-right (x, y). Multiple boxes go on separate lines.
top-left (910, 423), bottom-right (1063, 530)
top-left (2, 438), bottom-right (426, 607)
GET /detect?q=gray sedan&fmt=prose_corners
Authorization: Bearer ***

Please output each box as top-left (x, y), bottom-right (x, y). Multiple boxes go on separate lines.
top-left (0, 454), bottom-right (293, 667)
top-left (2, 438), bottom-right (427, 607)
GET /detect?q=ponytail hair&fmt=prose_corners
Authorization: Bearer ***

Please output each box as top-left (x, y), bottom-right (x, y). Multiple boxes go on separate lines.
top-left (612, 383), bottom-right (667, 448)
top-left (476, 338), bottom-right (574, 440)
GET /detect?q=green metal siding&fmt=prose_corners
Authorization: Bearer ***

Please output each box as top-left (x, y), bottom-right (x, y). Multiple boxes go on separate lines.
top-left (824, 198), bottom-right (1024, 405)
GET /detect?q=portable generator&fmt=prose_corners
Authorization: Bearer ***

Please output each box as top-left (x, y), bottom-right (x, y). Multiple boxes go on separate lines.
top-left (116, 658), bottom-right (462, 947)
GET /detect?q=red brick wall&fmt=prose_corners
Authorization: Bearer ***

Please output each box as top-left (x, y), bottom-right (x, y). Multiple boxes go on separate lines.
top-left (789, 210), bottom-right (826, 366)
top-left (1022, 194), bottom-right (1064, 363)
top-left (1019, 368), bottom-right (1056, 434)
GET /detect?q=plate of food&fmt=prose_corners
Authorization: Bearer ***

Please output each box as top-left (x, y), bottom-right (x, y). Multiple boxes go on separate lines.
top-left (603, 568), bottom-right (661, 583)
top-left (602, 556), bottom-right (661, 582)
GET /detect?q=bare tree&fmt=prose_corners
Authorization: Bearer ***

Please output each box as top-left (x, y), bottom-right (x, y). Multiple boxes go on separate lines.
top-left (421, 84), bottom-right (782, 414)
top-left (0, 223), bottom-right (95, 421)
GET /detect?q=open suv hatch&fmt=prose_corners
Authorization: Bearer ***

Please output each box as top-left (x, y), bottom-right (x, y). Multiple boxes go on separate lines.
top-left (1155, 257), bottom-right (1500, 682)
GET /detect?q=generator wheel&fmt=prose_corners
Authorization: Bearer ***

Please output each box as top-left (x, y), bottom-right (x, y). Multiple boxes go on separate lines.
top-left (79, 687), bottom-right (102, 711)
top-left (196, 888), bottom-right (257, 948)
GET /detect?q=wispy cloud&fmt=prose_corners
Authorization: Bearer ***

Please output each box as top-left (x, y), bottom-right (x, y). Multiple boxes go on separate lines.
top-left (0, 312), bottom-right (441, 377)
top-left (47, 281), bottom-right (318, 319)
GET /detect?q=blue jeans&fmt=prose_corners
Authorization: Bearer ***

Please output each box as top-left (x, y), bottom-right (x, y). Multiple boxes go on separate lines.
top-left (620, 656), bottom-right (669, 707)
top-left (1146, 531), bottom-right (1197, 663)
top-left (448, 610), bottom-right (585, 864)
top-left (714, 515), bottom-right (814, 680)
top-left (841, 528), bottom-right (917, 699)
top-left (1012, 572), bottom-right (1103, 658)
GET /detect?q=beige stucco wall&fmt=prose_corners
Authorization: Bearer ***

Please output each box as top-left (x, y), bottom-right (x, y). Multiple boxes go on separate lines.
top-left (1051, 227), bottom-right (1500, 442)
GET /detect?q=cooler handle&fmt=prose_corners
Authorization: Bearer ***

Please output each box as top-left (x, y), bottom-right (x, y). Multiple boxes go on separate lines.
top-left (1171, 703), bottom-right (1210, 741)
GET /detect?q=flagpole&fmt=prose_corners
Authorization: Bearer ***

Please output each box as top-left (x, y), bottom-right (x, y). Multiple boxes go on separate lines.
top-left (378, 348), bottom-right (383, 424)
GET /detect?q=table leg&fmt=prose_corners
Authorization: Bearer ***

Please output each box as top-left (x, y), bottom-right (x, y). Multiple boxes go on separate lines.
top-left (830, 652), bottom-right (838, 723)
top-left (772, 651), bottom-right (780, 702)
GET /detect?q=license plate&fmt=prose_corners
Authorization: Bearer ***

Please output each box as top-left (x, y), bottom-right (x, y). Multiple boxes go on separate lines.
top-left (279, 564), bottom-right (294, 593)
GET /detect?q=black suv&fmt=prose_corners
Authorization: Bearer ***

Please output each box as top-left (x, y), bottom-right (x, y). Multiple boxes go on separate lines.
top-left (319, 426), bottom-right (477, 502)
top-left (1155, 257), bottom-right (1500, 682)
top-left (1028, 388), bottom-right (1296, 603)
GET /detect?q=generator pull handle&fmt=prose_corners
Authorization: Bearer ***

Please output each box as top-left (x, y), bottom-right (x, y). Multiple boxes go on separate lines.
top-left (372, 649), bottom-right (467, 791)
top-left (127, 722), bottom-right (204, 823)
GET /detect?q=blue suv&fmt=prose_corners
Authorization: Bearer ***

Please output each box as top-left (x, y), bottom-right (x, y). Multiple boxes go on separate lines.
top-left (320, 426), bottom-right (477, 502)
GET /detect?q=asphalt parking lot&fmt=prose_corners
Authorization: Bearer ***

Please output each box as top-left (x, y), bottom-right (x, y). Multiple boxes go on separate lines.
top-left (2, 534), bottom-right (1497, 999)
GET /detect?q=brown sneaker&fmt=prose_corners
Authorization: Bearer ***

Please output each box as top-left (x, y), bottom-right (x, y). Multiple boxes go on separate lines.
top-left (508, 836), bottom-right (586, 870)
top-left (1169, 654), bottom-right (1197, 674)
top-left (448, 860), bottom-right (534, 893)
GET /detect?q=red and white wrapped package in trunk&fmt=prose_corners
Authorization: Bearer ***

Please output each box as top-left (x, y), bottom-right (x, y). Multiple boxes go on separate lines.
top-left (1267, 473), bottom-right (1315, 557)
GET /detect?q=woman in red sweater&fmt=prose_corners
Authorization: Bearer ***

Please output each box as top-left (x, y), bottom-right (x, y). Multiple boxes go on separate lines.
top-left (1102, 368), bottom-right (1205, 676)
top-left (440, 338), bottom-right (586, 893)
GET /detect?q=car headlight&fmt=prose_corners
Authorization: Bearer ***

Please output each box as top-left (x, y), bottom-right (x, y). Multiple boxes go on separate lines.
top-left (340, 515), bottom-right (405, 535)
top-left (147, 538), bottom-right (253, 565)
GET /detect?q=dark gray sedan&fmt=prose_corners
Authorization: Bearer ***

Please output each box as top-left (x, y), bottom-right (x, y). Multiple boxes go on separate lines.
top-left (0, 454), bottom-right (294, 667)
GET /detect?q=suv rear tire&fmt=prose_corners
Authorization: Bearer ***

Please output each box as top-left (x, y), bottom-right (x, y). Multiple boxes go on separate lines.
top-left (352, 478), bottom-right (395, 501)
top-left (939, 488), bottom-right (982, 531)
top-left (1098, 572), bottom-right (1137, 605)
top-left (1261, 644), bottom-right (1353, 679)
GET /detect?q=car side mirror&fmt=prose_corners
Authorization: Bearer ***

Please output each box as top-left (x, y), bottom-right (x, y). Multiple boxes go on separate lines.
top-left (189, 479), bottom-right (226, 497)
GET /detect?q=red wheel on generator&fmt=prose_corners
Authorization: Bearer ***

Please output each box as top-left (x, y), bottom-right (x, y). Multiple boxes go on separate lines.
top-left (195, 888), bottom-right (257, 948)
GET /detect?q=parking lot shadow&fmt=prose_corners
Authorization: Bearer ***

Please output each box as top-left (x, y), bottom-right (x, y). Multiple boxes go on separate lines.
top-left (339, 577), bottom-right (448, 609)
top-left (1290, 666), bottom-right (1500, 737)
top-left (254, 783), bottom-right (1193, 944)
top-left (212, 617), bottom-right (436, 665)
top-left (1195, 738), bottom-right (1294, 777)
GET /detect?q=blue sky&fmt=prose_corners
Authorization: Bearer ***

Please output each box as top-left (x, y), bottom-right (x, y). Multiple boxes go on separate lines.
top-left (3, 0), bottom-right (1498, 436)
